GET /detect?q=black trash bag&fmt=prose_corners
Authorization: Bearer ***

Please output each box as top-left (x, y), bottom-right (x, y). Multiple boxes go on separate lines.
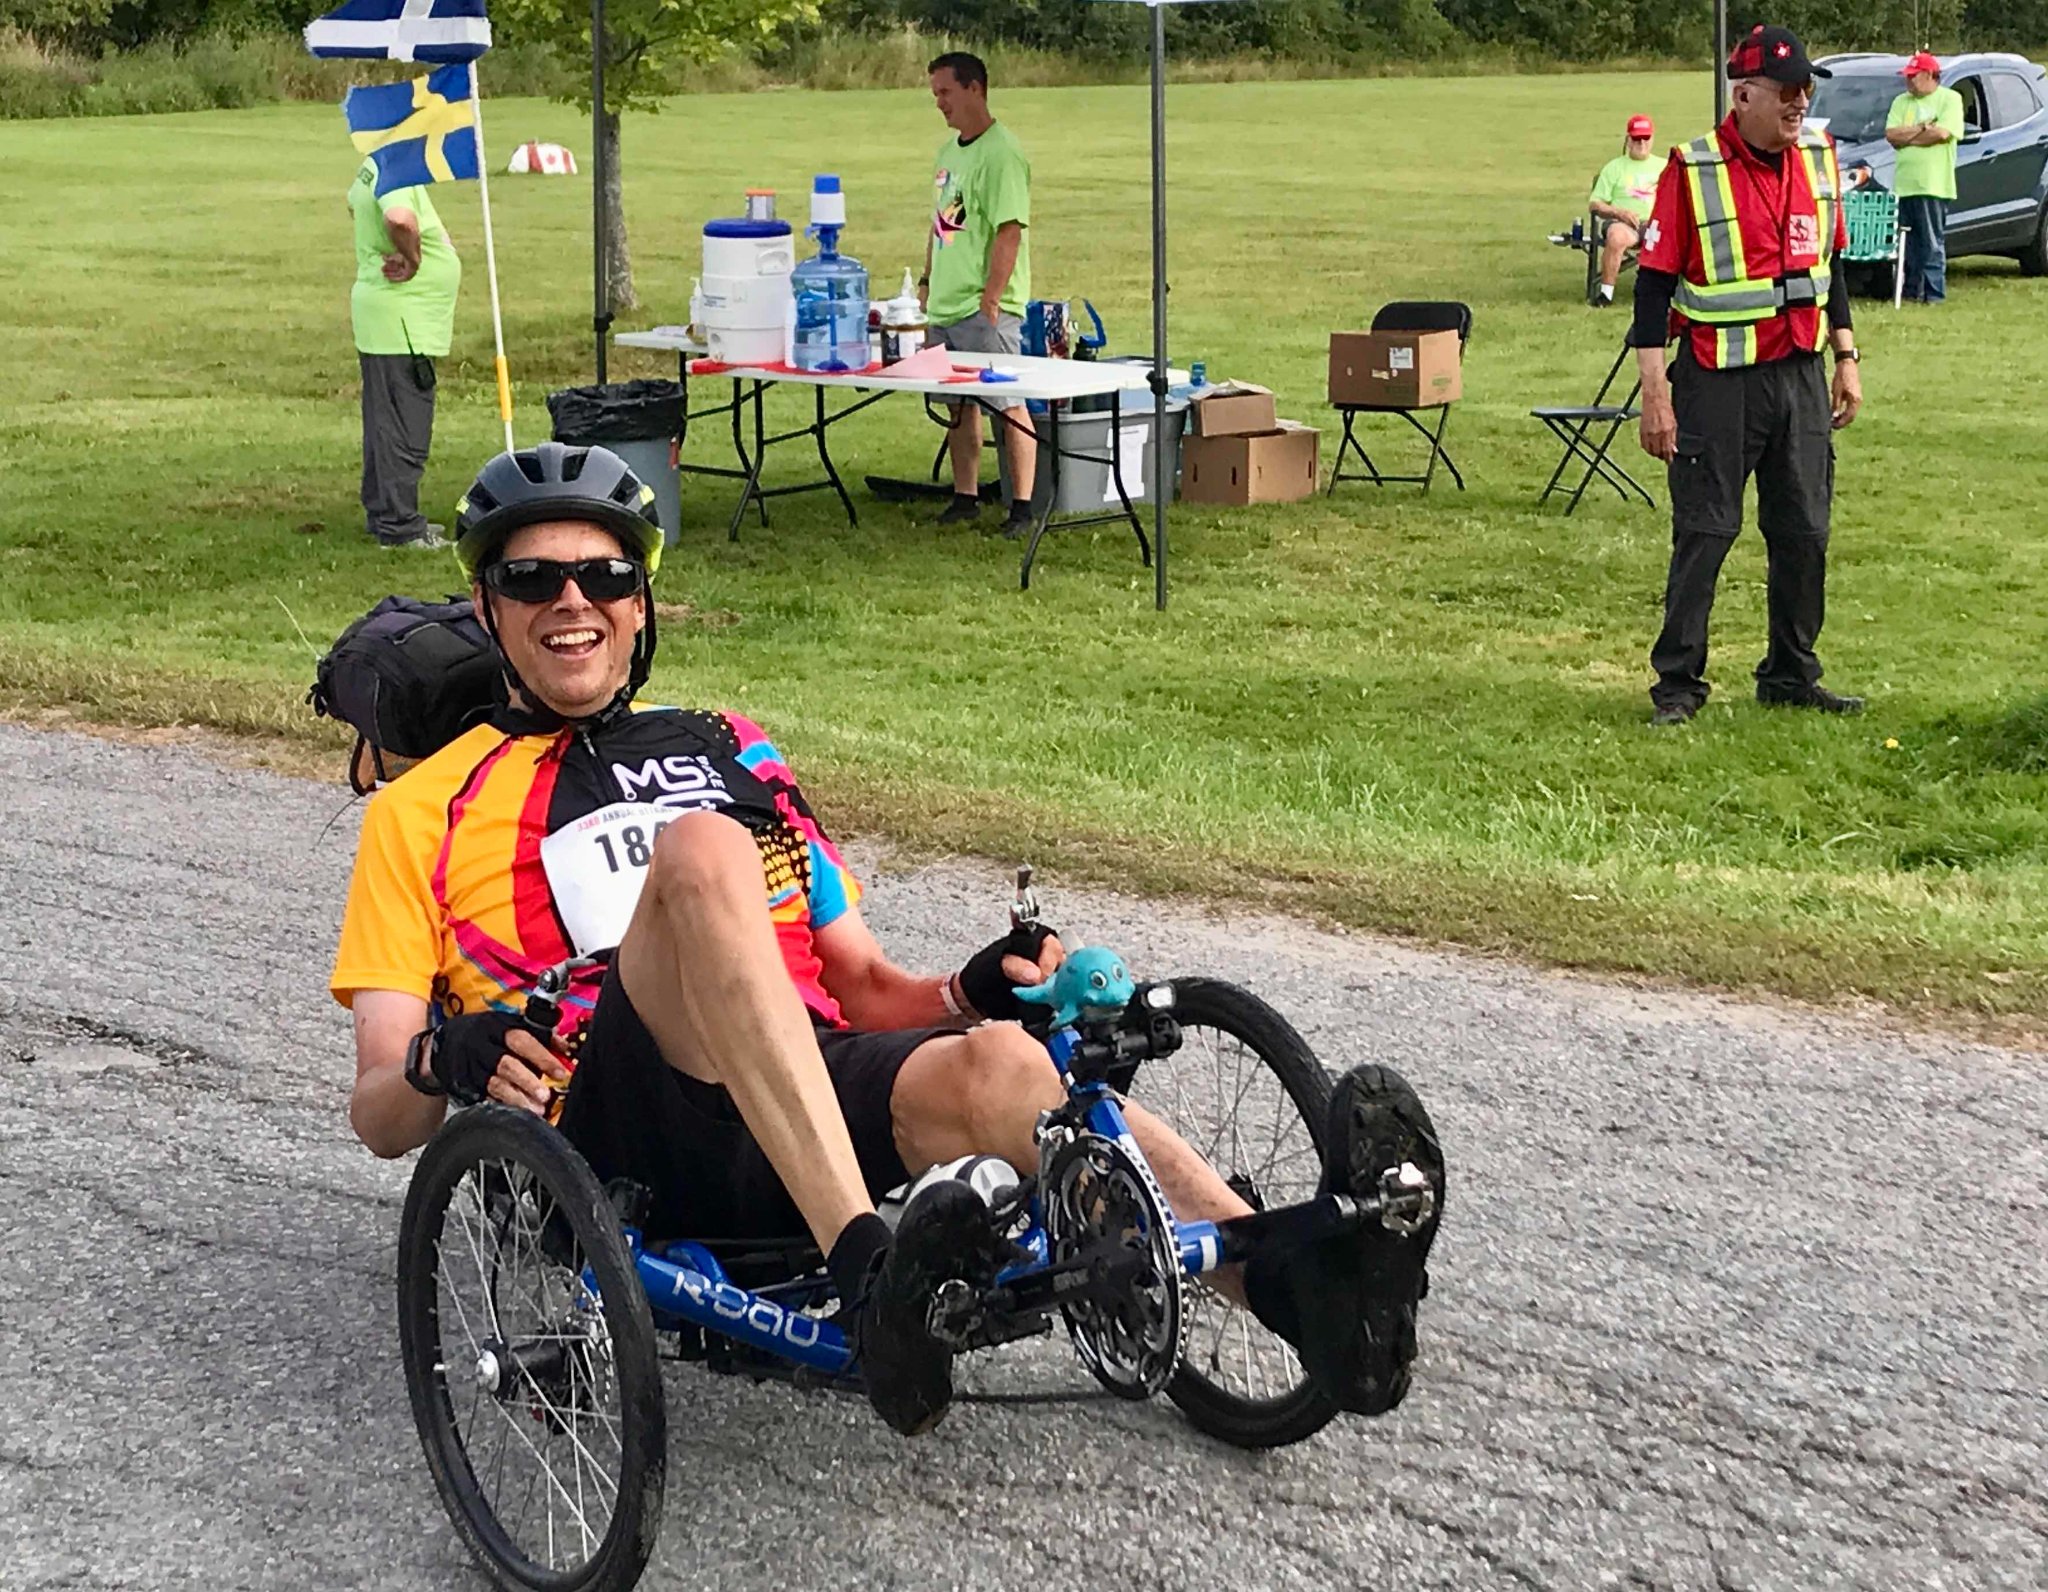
top-left (545, 380), bottom-right (686, 445)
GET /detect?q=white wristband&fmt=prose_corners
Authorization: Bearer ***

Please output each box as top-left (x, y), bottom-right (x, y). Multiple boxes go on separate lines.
top-left (939, 972), bottom-right (964, 1020)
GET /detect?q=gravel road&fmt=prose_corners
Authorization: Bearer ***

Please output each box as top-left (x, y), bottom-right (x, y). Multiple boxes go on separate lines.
top-left (1, 722), bottom-right (2041, 1591)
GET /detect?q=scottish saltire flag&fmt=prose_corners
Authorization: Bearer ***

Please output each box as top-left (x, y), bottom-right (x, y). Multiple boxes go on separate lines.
top-left (345, 65), bottom-right (480, 196)
top-left (305, 0), bottom-right (491, 63)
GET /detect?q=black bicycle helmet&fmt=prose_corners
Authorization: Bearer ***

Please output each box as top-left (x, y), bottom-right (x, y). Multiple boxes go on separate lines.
top-left (453, 441), bottom-right (665, 582)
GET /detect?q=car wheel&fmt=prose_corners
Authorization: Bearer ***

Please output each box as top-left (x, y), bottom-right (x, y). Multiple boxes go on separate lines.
top-left (2020, 201), bottom-right (2048, 277)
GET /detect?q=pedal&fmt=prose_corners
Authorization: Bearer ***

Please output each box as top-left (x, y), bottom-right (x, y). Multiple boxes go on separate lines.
top-left (927, 1278), bottom-right (981, 1349)
top-left (1377, 1162), bottom-right (1438, 1235)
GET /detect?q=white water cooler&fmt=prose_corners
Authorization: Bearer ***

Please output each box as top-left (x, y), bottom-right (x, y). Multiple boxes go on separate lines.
top-left (692, 217), bottom-right (794, 365)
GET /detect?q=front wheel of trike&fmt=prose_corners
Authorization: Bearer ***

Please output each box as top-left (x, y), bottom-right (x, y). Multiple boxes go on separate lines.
top-left (397, 1104), bottom-right (667, 1592)
top-left (1137, 978), bottom-right (1342, 1449)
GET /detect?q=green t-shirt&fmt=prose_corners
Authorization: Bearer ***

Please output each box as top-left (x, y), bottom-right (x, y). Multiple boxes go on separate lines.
top-left (928, 121), bottom-right (1031, 325)
top-left (349, 158), bottom-right (462, 356)
top-left (1887, 86), bottom-right (1966, 201)
top-left (1590, 153), bottom-right (1663, 223)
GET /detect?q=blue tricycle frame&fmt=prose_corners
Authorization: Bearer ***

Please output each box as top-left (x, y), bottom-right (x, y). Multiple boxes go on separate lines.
top-left (396, 932), bottom-right (1437, 1592)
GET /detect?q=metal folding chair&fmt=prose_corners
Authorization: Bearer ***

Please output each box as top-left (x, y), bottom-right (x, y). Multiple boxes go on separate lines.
top-left (1327, 301), bottom-right (1470, 495)
top-left (1530, 328), bottom-right (1655, 515)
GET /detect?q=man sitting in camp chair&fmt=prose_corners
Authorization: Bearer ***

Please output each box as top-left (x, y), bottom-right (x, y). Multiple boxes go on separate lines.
top-left (1585, 114), bottom-right (1662, 306)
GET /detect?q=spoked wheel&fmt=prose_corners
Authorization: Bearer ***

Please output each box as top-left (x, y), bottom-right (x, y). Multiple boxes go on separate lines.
top-left (1134, 977), bottom-right (1339, 1449)
top-left (398, 1105), bottom-right (666, 1592)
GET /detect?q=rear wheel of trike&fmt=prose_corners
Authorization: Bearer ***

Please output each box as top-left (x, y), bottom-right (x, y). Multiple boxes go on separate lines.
top-left (1135, 978), bottom-right (1340, 1449)
top-left (397, 1104), bottom-right (666, 1591)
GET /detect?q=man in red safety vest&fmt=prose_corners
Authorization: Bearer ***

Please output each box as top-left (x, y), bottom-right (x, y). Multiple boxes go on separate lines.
top-left (1634, 23), bottom-right (1866, 727)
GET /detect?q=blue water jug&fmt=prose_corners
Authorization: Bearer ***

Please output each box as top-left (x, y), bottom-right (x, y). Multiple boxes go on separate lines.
top-left (791, 226), bottom-right (868, 372)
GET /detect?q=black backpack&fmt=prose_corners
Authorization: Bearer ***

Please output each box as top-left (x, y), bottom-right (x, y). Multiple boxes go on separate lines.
top-left (309, 595), bottom-right (502, 792)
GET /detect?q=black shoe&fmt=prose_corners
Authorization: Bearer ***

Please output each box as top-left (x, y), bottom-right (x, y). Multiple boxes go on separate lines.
top-left (1757, 684), bottom-right (1864, 715)
top-left (850, 1180), bottom-right (1013, 1436)
top-left (934, 494), bottom-right (982, 526)
top-left (1249, 1065), bottom-right (1444, 1416)
top-left (998, 500), bottom-right (1035, 540)
top-left (1650, 700), bottom-right (1698, 727)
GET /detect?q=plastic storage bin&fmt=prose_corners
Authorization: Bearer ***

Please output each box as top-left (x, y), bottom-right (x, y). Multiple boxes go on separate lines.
top-left (998, 397), bottom-right (1187, 517)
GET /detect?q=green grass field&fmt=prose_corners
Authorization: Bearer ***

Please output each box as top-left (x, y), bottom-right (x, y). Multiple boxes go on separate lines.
top-left (4, 74), bottom-right (2045, 1029)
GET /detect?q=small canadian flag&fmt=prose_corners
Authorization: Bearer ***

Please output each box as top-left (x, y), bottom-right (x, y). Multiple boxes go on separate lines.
top-left (506, 141), bottom-right (578, 176)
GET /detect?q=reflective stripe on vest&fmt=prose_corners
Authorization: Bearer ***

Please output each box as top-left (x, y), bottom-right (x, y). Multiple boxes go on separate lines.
top-left (1674, 132), bottom-right (1834, 365)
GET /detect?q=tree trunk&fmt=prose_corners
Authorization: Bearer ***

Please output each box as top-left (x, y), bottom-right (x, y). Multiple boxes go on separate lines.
top-left (599, 107), bottom-right (636, 313)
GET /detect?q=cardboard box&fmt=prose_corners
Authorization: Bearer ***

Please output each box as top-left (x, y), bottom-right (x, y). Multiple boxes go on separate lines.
top-left (1181, 420), bottom-right (1321, 505)
top-left (1328, 330), bottom-right (1462, 408)
top-left (1190, 381), bottom-right (1278, 437)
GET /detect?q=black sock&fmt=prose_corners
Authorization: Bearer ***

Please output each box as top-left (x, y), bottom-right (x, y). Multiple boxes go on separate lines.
top-left (951, 492), bottom-right (979, 511)
top-left (1007, 498), bottom-right (1032, 521)
top-left (1240, 1248), bottom-right (1304, 1346)
top-left (827, 1212), bottom-right (892, 1307)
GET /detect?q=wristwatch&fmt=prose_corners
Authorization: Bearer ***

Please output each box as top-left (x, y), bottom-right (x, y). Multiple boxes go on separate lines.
top-left (1835, 347), bottom-right (1861, 362)
top-left (403, 1027), bottom-right (446, 1096)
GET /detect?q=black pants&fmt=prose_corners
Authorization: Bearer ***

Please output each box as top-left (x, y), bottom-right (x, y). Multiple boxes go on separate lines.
top-left (359, 351), bottom-right (436, 544)
top-left (1650, 348), bottom-right (1833, 710)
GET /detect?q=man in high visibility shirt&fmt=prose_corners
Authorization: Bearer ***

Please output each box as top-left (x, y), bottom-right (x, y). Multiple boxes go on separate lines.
top-left (1634, 23), bottom-right (1866, 727)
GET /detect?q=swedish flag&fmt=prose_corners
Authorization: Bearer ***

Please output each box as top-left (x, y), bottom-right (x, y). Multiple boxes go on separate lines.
top-left (344, 65), bottom-right (479, 197)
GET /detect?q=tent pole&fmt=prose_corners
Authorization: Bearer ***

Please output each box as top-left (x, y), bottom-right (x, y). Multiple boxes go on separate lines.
top-left (1150, 0), bottom-right (1168, 611)
top-left (1713, 0), bottom-right (1728, 122)
top-left (592, 0), bottom-right (610, 383)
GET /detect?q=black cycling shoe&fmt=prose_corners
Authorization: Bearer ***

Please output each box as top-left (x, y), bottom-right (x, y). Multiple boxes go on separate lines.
top-left (851, 1180), bottom-right (1014, 1436)
top-left (1247, 1064), bottom-right (1444, 1416)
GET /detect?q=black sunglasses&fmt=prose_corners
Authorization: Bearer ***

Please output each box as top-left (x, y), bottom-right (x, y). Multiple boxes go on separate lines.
top-left (484, 556), bottom-right (643, 604)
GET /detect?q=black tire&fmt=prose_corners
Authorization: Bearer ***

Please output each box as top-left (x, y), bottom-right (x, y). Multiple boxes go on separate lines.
top-left (398, 1106), bottom-right (666, 1592)
top-left (1132, 977), bottom-right (1340, 1449)
top-left (2018, 201), bottom-right (2048, 277)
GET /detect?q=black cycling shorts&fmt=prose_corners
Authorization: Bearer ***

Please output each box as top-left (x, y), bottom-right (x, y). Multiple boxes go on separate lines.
top-left (555, 965), bottom-right (947, 1242)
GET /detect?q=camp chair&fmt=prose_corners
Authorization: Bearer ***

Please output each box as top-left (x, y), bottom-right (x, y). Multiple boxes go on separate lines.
top-left (1550, 216), bottom-right (1641, 305)
top-left (1530, 327), bottom-right (1655, 515)
top-left (1840, 186), bottom-right (1908, 309)
top-left (1327, 300), bottom-right (1470, 495)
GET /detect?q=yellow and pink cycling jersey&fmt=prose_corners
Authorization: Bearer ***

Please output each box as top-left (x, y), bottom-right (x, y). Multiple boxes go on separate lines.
top-left (330, 704), bottom-right (862, 1044)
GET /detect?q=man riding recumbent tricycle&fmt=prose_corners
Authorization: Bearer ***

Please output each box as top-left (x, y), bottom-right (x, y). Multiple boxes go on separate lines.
top-left (317, 442), bottom-right (1447, 1592)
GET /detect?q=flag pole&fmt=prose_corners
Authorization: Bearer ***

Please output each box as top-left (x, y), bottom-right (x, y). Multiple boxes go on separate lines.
top-left (466, 59), bottom-right (515, 452)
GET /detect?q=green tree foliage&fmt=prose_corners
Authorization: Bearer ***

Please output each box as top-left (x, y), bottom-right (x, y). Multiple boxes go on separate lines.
top-left (492, 0), bottom-right (818, 309)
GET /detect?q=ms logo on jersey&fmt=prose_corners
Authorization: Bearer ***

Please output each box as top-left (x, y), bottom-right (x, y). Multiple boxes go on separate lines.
top-left (611, 754), bottom-right (736, 810)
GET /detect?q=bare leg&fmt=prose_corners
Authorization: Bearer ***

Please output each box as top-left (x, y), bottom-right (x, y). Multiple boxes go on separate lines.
top-left (890, 1024), bottom-right (1254, 1300)
top-left (612, 811), bottom-right (872, 1250)
top-left (1601, 222), bottom-right (1639, 290)
top-left (945, 399), bottom-right (983, 497)
top-left (998, 401), bottom-right (1036, 503)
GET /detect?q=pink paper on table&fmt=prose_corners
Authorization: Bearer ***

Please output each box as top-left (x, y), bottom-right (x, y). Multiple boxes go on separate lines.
top-left (882, 342), bottom-right (956, 380)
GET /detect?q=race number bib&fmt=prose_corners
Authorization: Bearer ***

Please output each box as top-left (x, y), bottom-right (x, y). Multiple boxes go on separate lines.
top-left (539, 802), bottom-right (674, 956)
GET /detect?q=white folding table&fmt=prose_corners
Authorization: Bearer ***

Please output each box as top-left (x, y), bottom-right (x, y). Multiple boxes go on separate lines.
top-left (614, 330), bottom-right (1173, 589)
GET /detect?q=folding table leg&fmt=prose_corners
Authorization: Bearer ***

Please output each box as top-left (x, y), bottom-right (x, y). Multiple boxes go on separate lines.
top-left (813, 385), bottom-right (857, 527)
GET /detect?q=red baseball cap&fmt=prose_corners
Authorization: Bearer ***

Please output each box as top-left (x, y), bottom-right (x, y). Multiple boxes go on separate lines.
top-left (1627, 115), bottom-right (1655, 139)
top-left (1903, 51), bottom-right (1941, 77)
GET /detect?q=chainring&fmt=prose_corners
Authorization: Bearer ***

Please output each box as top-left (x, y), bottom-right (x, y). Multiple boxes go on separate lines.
top-left (1042, 1132), bottom-right (1185, 1399)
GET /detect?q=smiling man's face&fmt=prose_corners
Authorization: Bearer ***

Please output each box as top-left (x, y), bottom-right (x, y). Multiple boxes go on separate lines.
top-left (477, 520), bottom-right (645, 719)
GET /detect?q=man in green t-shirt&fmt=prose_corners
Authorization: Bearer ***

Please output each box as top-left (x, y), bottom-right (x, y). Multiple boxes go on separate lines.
top-left (1885, 51), bottom-right (1965, 304)
top-left (348, 157), bottom-right (462, 547)
top-left (1587, 114), bottom-right (1662, 306)
top-left (919, 51), bottom-right (1035, 537)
